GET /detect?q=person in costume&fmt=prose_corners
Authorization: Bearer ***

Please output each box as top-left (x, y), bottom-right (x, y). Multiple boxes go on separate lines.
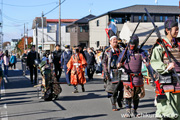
top-left (150, 19), bottom-right (180, 120)
top-left (85, 47), bottom-right (96, 81)
top-left (102, 29), bottom-right (124, 111)
top-left (67, 46), bottom-right (87, 93)
top-left (61, 45), bottom-right (72, 85)
top-left (117, 35), bottom-right (153, 118)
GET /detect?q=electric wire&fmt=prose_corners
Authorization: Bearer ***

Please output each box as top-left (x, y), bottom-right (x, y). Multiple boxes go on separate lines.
top-left (43, 0), bottom-right (66, 16)
top-left (0, 1), bottom-right (58, 7)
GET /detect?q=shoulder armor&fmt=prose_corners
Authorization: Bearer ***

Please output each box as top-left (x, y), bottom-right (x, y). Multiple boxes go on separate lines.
top-left (105, 47), bottom-right (111, 52)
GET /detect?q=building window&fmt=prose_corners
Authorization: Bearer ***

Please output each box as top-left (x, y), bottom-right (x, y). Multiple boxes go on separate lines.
top-left (97, 20), bottom-right (99, 26)
top-left (165, 16), bottom-right (168, 21)
top-left (80, 26), bottom-right (83, 32)
top-left (85, 26), bottom-right (89, 32)
top-left (47, 24), bottom-right (56, 33)
top-left (144, 16), bottom-right (147, 22)
top-left (160, 16), bottom-right (163, 22)
top-left (176, 16), bottom-right (179, 22)
top-left (115, 18), bottom-right (123, 24)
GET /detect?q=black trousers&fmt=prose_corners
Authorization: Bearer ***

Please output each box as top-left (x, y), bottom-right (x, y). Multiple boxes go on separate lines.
top-left (125, 87), bottom-right (140, 110)
top-left (10, 63), bottom-right (16, 69)
top-left (87, 66), bottom-right (94, 79)
top-left (108, 81), bottom-right (124, 108)
top-left (29, 66), bottom-right (37, 84)
top-left (125, 98), bottom-right (139, 110)
top-left (54, 65), bottom-right (62, 82)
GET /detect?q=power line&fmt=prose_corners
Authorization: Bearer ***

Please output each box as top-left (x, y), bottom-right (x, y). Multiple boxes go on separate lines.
top-left (3, 13), bottom-right (31, 22)
top-left (0, 1), bottom-right (58, 7)
top-left (43, 0), bottom-right (66, 16)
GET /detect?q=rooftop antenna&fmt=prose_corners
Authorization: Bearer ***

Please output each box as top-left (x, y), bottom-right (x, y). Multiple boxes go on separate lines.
top-left (155, 0), bottom-right (158, 5)
top-left (89, 3), bottom-right (93, 14)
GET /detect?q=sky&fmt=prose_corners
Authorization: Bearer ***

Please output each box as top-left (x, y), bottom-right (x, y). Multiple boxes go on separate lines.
top-left (1, 0), bottom-right (180, 42)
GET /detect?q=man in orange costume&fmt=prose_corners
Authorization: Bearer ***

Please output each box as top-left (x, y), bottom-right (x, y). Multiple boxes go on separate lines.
top-left (67, 46), bottom-right (87, 93)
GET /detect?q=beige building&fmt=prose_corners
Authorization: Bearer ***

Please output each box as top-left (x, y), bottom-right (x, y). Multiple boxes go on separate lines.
top-left (88, 5), bottom-right (180, 50)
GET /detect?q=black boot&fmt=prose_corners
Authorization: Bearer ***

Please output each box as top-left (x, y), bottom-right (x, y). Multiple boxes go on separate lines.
top-left (125, 109), bottom-right (131, 118)
top-left (72, 86), bottom-right (78, 93)
top-left (81, 84), bottom-right (85, 92)
top-left (132, 109), bottom-right (140, 117)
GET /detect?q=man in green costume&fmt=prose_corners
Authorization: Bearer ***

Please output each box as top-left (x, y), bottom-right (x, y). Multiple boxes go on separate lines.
top-left (150, 19), bottom-right (180, 120)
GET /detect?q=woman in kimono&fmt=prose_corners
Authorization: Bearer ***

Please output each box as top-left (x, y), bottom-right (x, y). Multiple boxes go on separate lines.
top-left (67, 46), bottom-right (87, 93)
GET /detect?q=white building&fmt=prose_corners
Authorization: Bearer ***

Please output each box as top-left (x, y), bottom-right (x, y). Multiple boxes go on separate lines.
top-left (32, 18), bottom-right (77, 51)
top-left (10, 39), bottom-right (19, 52)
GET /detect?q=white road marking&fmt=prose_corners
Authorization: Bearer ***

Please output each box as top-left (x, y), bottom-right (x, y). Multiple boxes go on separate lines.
top-left (1, 111), bottom-right (8, 120)
top-left (4, 78), bottom-right (8, 84)
top-left (145, 88), bottom-right (153, 92)
top-left (1, 79), bottom-right (8, 120)
top-left (3, 104), bottom-right (7, 109)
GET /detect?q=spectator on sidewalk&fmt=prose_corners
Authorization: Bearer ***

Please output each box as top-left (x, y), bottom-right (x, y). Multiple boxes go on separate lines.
top-left (9, 53), bottom-right (17, 70)
top-left (0, 51), bottom-right (4, 65)
top-left (27, 45), bottom-right (40, 85)
top-left (21, 50), bottom-right (28, 76)
top-left (3, 50), bottom-right (9, 78)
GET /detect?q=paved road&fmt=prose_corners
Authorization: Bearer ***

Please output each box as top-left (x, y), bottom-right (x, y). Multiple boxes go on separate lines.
top-left (0, 60), bottom-right (157, 120)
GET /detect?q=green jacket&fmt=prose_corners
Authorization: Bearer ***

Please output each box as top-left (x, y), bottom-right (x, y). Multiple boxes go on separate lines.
top-left (150, 37), bottom-right (171, 74)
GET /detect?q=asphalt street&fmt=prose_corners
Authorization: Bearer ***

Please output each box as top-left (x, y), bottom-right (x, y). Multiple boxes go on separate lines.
top-left (0, 60), bottom-right (157, 120)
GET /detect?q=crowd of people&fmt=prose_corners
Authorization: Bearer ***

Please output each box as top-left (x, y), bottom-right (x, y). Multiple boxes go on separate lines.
top-left (0, 50), bottom-right (17, 79)
top-left (1, 18), bottom-right (180, 119)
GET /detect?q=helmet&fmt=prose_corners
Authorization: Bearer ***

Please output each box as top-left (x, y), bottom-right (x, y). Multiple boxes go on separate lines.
top-left (129, 35), bottom-right (139, 51)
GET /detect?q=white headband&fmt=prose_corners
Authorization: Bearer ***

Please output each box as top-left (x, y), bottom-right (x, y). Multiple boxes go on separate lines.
top-left (110, 36), bottom-right (117, 40)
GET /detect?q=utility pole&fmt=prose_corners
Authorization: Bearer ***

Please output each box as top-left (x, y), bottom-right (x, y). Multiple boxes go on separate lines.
top-left (35, 20), bottom-right (38, 52)
top-left (0, 0), bottom-right (3, 51)
top-left (24, 23), bottom-right (25, 51)
top-left (58, 0), bottom-right (61, 48)
top-left (41, 11), bottom-right (44, 51)
top-left (27, 25), bottom-right (28, 49)
top-left (35, 20), bottom-right (39, 88)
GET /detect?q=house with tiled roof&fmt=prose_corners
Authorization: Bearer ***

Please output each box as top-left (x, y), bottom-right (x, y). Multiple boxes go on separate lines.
top-left (66, 14), bottom-right (96, 47)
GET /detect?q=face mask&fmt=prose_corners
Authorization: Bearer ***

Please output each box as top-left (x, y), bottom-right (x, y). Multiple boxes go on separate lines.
top-left (89, 50), bottom-right (92, 52)
top-left (74, 49), bottom-right (79, 53)
top-left (65, 49), bottom-right (69, 52)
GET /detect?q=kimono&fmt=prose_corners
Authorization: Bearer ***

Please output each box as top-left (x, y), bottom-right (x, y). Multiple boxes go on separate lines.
top-left (150, 37), bottom-right (180, 119)
top-left (67, 53), bottom-right (87, 85)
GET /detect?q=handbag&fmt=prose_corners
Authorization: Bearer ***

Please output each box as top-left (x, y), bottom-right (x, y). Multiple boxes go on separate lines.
top-left (105, 81), bottom-right (117, 93)
top-left (159, 73), bottom-right (172, 84)
top-left (121, 74), bottom-right (129, 82)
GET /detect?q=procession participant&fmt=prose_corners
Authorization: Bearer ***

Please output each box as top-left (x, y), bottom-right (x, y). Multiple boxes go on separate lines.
top-left (117, 35), bottom-right (152, 118)
top-left (85, 47), bottom-right (96, 81)
top-left (53, 44), bottom-right (62, 82)
top-left (61, 45), bottom-right (72, 85)
top-left (67, 46), bottom-right (87, 93)
top-left (102, 29), bottom-right (123, 111)
top-left (150, 19), bottom-right (180, 120)
top-left (27, 45), bottom-right (40, 85)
